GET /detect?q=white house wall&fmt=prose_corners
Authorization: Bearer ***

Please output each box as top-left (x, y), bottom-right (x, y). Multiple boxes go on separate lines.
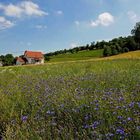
top-left (41, 58), bottom-right (44, 64)
top-left (25, 56), bottom-right (44, 64)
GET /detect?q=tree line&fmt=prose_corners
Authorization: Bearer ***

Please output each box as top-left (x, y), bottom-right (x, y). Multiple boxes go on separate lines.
top-left (45, 22), bottom-right (140, 60)
top-left (0, 54), bottom-right (15, 66)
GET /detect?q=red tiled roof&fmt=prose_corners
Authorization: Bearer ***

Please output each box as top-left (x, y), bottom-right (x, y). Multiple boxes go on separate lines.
top-left (24, 51), bottom-right (44, 59)
top-left (16, 57), bottom-right (25, 63)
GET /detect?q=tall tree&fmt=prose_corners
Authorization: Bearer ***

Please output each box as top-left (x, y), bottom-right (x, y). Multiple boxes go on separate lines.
top-left (3, 54), bottom-right (14, 66)
top-left (103, 46), bottom-right (112, 56)
top-left (131, 22), bottom-right (140, 48)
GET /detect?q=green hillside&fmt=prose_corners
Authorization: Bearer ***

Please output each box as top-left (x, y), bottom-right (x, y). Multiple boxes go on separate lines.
top-left (48, 49), bottom-right (103, 62)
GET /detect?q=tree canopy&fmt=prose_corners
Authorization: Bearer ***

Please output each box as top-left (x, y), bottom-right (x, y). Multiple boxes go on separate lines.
top-left (131, 22), bottom-right (140, 49)
top-left (0, 54), bottom-right (14, 66)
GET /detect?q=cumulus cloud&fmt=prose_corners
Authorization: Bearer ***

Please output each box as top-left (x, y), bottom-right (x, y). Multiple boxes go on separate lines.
top-left (0, 16), bottom-right (14, 30)
top-left (0, 1), bottom-right (48, 18)
top-left (0, 4), bottom-right (22, 18)
top-left (90, 12), bottom-right (114, 27)
top-left (127, 11), bottom-right (140, 22)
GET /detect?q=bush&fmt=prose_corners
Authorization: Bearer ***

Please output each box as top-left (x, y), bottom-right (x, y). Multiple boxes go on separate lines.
top-left (103, 46), bottom-right (112, 56)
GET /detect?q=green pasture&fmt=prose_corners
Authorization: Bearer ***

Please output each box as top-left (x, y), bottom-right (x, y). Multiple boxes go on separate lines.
top-left (48, 49), bottom-right (103, 62)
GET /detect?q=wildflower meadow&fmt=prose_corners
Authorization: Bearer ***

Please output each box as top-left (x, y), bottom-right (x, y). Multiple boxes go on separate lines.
top-left (0, 59), bottom-right (140, 139)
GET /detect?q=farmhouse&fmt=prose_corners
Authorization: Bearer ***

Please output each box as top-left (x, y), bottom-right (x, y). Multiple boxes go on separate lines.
top-left (24, 51), bottom-right (44, 64)
top-left (16, 51), bottom-right (44, 65)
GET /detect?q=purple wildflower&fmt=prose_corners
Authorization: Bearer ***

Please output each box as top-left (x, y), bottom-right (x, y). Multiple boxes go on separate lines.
top-left (116, 106), bottom-right (121, 109)
top-left (22, 116), bottom-right (28, 122)
top-left (129, 102), bottom-right (135, 108)
top-left (83, 124), bottom-right (90, 129)
top-left (127, 117), bottom-right (132, 121)
top-left (119, 97), bottom-right (124, 101)
top-left (137, 102), bottom-right (140, 108)
top-left (84, 115), bottom-right (90, 120)
top-left (116, 128), bottom-right (125, 135)
top-left (94, 107), bottom-right (99, 111)
top-left (90, 121), bottom-right (99, 129)
top-left (106, 133), bottom-right (114, 137)
top-left (117, 116), bottom-right (123, 119)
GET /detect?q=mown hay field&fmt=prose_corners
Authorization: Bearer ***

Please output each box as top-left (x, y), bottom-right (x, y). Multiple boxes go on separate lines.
top-left (0, 58), bottom-right (140, 139)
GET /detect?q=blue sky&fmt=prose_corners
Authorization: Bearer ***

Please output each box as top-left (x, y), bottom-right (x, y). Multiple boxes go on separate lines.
top-left (0, 0), bottom-right (140, 55)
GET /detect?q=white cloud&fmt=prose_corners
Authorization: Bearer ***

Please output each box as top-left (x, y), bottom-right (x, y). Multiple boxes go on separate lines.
top-left (0, 16), bottom-right (14, 30)
top-left (20, 1), bottom-right (47, 16)
top-left (0, 4), bottom-right (22, 18)
top-left (127, 11), bottom-right (140, 23)
top-left (90, 21), bottom-right (99, 27)
top-left (35, 25), bottom-right (47, 29)
top-left (0, 1), bottom-right (48, 18)
top-left (90, 12), bottom-right (114, 27)
top-left (70, 43), bottom-right (77, 49)
top-left (56, 10), bottom-right (63, 15)
top-left (75, 21), bottom-right (80, 26)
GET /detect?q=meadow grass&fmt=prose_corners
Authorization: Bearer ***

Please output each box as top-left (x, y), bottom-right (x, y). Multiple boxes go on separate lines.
top-left (48, 49), bottom-right (103, 62)
top-left (0, 58), bottom-right (140, 139)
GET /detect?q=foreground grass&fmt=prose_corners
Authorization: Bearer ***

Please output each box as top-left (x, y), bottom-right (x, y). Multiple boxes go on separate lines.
top-left (0, 59), bottom-right (140, 139)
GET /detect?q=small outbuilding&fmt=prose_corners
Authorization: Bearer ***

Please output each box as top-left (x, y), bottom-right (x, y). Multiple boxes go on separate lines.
top-left (16, 57), bottom-right (26, 65)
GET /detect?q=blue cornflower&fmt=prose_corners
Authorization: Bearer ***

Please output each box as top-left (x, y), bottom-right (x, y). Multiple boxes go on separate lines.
top-left (127, 117), bottom-right (132, 121)
top-left (137, 102), bottom-right (140, 108)
top-left (90, 121), bottom-right (99, 129)
top-left (106, 133), bottom-right (114, 137)
top-left (119, 97), bottom-right (124, 101)
top-left (22, 116), bottom-right (28, 122)
top-left (117, 116), bottom-right (123, 119)
top-left (116, 106), bottom-right (121, 109)
top-left (96, 103), bottom-right (99, 107)
top-left (83, 124), bottom-right (90, 129)
top-left (116, 128), bottom-right (125, 135)
top-left (94, 107), bottom-right (99, 111)
top-left (129, 102), bottom-right (135, 108)
top-left (84, 115), bottom-right (90, 120)
top-left (94, 100), bottom-right (98, 103)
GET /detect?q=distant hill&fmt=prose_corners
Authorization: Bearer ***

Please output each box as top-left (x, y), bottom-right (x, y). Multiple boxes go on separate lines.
top-left (45, 50), bottom-right (140, 64)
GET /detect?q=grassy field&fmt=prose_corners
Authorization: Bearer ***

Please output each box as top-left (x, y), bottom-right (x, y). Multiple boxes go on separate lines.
top-left (102, 50), bottom-right (140, 60)
top-left (0, 52), bottom-right (140, 139)
top-left (48, 49), bottom-right (103, 62)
